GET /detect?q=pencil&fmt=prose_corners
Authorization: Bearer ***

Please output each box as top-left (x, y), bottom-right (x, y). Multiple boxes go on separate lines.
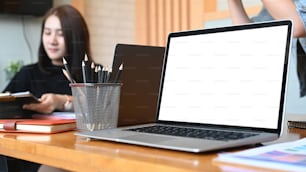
top-left (62, 58), bottom-right (74, 83)
top-left (94, 65), bottom-right (99, 83)
top-left (90, 62), bottom-right (95, 83)
top-left (102, 66), bottom-right (108, 83)
top-left (62, 69), bottom-right (75, 83)
top-left (84, 53), bottom-right (88, 62)
top-left (106, 67), bottom-right (112, 83)
top-left (82, 61), bottom-right (87, 83)
top-left (97, 65), bottom-right (102, 83)
top-left (114, 63), bottom-right (123, 83)
top-left (82, 54), bottom-right (90, 83)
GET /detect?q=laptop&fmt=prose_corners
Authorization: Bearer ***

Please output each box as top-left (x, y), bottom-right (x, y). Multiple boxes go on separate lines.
top-left (111, 44), bottom-right (165, 127)
top-left (77, 20), bottom-right (292, 153)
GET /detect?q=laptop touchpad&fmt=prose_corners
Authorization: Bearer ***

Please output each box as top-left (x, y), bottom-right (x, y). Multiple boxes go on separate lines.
top-left (120, 134), bottom-right (172, 143)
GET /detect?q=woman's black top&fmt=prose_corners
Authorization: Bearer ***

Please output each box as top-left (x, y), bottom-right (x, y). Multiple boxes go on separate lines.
top-left (3, 63), bottom-right (71, 97)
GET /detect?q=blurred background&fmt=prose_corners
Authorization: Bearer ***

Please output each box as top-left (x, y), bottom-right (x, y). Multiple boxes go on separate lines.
top-left (0, 0), bottom-right (261, 90)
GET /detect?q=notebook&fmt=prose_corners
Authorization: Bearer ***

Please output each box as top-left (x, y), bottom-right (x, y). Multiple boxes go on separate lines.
top-left (110, 44), bottom-right (165, 126)
top-left (77, 20), bottom-right (292, 153)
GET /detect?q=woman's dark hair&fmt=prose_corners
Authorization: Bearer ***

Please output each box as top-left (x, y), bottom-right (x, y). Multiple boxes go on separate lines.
top-left (38, 4), bottom-right (92, 82)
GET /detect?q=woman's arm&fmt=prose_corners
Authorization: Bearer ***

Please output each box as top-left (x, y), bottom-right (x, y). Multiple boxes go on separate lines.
top-left (227, 0), bottom-right (252, 24)
top-left (262, 0), bottom-right (305, 37)
top-left (228, 0), bottom-right (305, 37)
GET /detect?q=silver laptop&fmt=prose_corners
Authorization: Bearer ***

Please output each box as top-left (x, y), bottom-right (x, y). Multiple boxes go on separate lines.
top-left (76, 20), bottom-right (292, 153)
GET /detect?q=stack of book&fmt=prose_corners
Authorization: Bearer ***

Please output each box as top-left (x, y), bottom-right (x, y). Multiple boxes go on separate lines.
top-left (287, 114), bottom-right (306, 129)
top-left (0, 118), bottom-right (76, 134)
top-left (214, 138), bottom-right (306, 172)
top-left (0, 91), bottom-right (77, 133)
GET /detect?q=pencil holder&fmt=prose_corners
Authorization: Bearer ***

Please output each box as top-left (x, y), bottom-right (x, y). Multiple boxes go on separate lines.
top-left (70, 83), bottom-right (121, 131)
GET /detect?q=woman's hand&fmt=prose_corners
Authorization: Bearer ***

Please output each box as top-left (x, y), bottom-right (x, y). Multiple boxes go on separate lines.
top-left (23, 93), bottom-right (70, 114)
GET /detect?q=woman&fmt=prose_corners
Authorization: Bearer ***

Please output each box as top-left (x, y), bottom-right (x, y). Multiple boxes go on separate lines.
top-left (3, 4), bottom-right (92, 114)
top-left (2, 4), bottom-right (92, 171)
top-left (227, 0), bottom-right (306, 114)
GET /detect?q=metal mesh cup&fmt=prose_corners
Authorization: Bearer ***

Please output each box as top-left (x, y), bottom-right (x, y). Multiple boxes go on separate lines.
top-left (70, 83), bottom-right (121, 131)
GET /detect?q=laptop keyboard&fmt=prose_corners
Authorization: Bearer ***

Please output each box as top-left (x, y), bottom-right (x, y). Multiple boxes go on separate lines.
top-left (126, 125), bottom-right (258, 141)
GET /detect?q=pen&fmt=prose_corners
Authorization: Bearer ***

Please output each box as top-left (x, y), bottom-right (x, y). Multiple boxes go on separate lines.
top-left (114, 63), bottom-right (123, 83)
top-left (62, 57), bottom-right (74, 83)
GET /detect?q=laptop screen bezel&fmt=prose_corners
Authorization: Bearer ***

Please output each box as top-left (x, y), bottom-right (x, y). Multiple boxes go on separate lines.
top-left (156, 20), bottom-right (292, 135)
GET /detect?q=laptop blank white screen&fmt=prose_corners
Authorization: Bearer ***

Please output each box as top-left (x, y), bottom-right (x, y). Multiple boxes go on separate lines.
top-left (158, 25), bottom-right (290, 129)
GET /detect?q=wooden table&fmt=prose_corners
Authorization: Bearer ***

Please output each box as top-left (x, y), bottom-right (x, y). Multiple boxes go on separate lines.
top-left (0, 118), bottom-right (305, 172)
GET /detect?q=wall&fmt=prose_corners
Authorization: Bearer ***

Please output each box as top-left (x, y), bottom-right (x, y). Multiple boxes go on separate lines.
top-left (83, 0), bottom-right (135, 67)
top-left (0, 15), bottom-right (42, 91)
top-left (204, 0), bottom-right (261, 28)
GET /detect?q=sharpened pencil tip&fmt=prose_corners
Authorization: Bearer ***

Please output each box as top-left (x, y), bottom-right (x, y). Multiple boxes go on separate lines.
top-left (62, 57), bottom-right (67, 64)
top-left (91, 61), bottom-right (95, 69)
top-left (119, 63), bottom-right (123, 70)
top-left (62, 69), bottom-right (74, 83)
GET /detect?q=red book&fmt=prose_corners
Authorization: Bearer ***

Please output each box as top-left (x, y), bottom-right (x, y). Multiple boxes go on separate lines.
top-left (0, 119), bottom-right (76, 133)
